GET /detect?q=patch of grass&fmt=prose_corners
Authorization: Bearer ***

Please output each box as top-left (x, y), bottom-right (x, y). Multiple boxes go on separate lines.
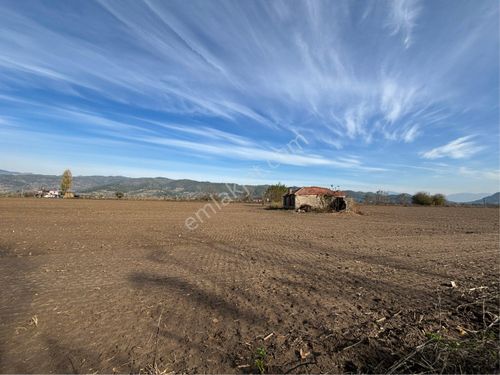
top-left (254, 347), bottom-right (267, 374)
top-left (425, 332), bottom-right (443, 342)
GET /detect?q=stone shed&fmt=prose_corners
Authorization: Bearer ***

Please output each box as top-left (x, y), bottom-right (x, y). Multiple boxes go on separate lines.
top-left (283, 186), bottom-right (348, 212)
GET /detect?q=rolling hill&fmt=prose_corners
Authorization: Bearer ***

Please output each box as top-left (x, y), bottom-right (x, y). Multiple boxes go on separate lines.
top-left (1, 170), bottom-right (495, 204)
top-left (0, 172), bottom-right (268, 199)
top-left (0, 171), bottom-right (407, 201)
top-left (467, 192), bottom-right (500, 205)
top-left (446, 192), bottom-right (491, 203)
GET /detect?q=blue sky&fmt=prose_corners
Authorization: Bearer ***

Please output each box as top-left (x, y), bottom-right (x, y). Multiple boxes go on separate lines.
top-left (0, 0), bottom-right (498, 194)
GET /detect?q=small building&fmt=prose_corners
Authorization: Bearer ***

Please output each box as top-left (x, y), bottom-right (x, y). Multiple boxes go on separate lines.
top-left (43, 190), bottom-right (61, 198)
top-left (283, 186), bottom-right (348, 212)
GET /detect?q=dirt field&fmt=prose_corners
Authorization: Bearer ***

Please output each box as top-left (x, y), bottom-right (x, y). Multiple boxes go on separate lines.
top-left (0, 199), bottom-right (498, 373)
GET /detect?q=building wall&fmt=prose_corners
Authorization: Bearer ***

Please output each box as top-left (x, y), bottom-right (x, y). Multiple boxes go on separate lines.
top-left (296, 195), bottom-right (327, 209)
top-left (296, 195), bottom-right (349, 210)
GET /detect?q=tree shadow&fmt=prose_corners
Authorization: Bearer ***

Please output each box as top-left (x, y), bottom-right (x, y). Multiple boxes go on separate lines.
top-left (125, 230), bottom-right (472, 373)
top-left (0, 255), bottom-right (41, 373)
top-left (129, 272), bottom-right (265, 325)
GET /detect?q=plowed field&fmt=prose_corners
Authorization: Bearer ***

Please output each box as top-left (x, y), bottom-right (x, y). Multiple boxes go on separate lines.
top-left (0, 199), bottom-right (498, 373)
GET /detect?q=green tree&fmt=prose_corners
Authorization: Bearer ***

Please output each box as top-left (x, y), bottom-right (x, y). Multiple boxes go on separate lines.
top-left (264, 183), bottom-right (288, 204)
top-left (60, 169), bottom-right (73, 194)
top-left (412, 192), bottom-right (433, 205)
top-left (432, 193), bottom-right (446, 206)
top-left (115, 191), bottom-right (124, 199)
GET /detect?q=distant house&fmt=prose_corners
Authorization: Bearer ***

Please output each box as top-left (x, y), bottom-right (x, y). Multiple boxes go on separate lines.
top-left (43, 190), bottom-right (61, 198)
top-left (283, 186), bottom-right (348, 211)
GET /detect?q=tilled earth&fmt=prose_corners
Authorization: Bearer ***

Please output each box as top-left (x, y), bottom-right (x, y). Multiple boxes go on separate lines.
top-left (0, 199), bottom-right (498, 373)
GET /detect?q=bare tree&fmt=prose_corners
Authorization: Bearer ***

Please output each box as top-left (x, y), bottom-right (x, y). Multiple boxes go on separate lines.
top-left (375, 190), bottom-right (389, 205)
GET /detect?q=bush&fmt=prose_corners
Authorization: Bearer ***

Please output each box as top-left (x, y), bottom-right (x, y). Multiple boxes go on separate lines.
top-left (412, 192), bottom-right (433, 205)
top-left (115, 191), bottom-right (124, 199)
top-left (432, 193), bottom-right (446, 206)
top-left (412, 192), bottom-right (447, 206)
top-left (264, 183), bottom-right (288, 205)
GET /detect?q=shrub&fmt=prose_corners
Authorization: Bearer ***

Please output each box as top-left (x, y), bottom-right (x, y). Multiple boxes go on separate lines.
top-left (115, 191), bottom-right (124, 199)
top-left (412, 192), bottom-right (446, 206)
top-left (412, 192), bottom-right (433, 205)
top-left (264, 183), bottom-right (288, 205)
top-left (432, 193), bottom-right (446, 206)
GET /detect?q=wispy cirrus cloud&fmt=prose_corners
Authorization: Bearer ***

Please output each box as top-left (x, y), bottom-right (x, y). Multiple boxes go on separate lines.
top-left (0, 0), bottom-right (464, 146)
top-left (420, 136), bottom-right (484, 160)
top-left (402, 124), bottom-right (420, 143)
top-left (0, 102), bottom-right (387, 171)
top-left (0, 0), bottom-right (498, 193)
top-left (385, 0), bottom-right (422, 48)
top-left (458, 166), bottom-right (500, 181)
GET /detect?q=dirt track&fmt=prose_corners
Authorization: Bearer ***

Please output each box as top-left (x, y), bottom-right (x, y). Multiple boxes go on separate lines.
top-left (0, 199), bottom-right (498, 373)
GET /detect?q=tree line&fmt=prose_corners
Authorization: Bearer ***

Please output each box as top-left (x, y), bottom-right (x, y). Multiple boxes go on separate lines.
top-left (263, 184), bottom-right (447, 206)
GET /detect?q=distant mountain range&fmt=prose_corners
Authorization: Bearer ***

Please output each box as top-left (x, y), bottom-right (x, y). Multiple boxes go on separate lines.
top-left (467, 192), bottom-right (500, 205)
top-left (0, 171), bottom-right (411, 202)
top-left (446, 192), bottom-right (491, 203)
top-left (0, 172), bottom-right (267, 199)
top-left (0, 169), bottom-right (23, 175)
top-left (0, 170), bottom-right (497, 204)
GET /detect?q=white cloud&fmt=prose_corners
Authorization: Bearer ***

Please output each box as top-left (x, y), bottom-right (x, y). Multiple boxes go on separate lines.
top-left (420, 136), bottom-right (484, 159)
top-left (385, 0), bottom-right (422, 48)
top-left (0, 0), bottom-right (497, 190)
top-left (135, 135), bottom-right (347, 168)
top-left (402, 124), bottom-right (420, 143)
top-left (0, 0), bottom-right (477, 150)
top-left (458, 167), bottom-right (500, 181)
top-left (342, 104), bottom-right (368, 139)
top-left (380, 80), bottom-right (419, 123)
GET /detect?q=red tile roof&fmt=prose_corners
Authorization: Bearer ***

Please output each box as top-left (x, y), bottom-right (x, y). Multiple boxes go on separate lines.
top-left (294, 186), bottom-right (345, 197)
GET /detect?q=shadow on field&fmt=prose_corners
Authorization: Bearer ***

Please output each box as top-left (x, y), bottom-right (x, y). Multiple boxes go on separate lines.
top-left (0, 255), bottom-right (40, 372)
top-left (128, 272), bottom-right (265, 325)
top-left (125, 235), bottom-right (455, 373)
top-left (124, 213), bottom-right (500, 374)
top-left (182, 237), bottom-right (442, 304)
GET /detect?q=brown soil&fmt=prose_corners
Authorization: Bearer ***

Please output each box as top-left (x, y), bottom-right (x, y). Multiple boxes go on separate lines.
top-left (0, 199), bottom-right (498, 373)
